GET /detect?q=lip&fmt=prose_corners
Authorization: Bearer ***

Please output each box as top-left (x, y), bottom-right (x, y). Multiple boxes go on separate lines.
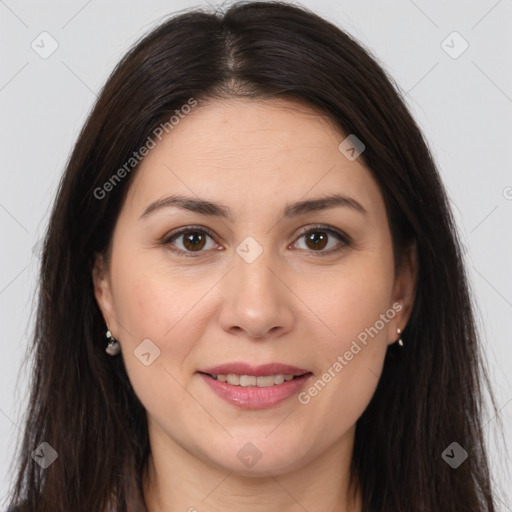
top-left (200, 362), bottom-right (310, 377)
top-left (198, 362), bottom-right (313, 410)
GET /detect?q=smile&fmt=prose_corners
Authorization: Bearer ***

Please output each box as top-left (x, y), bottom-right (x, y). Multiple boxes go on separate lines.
top-left (198, 371), bottom-right (313, 409)
top-left (209, 373), bottom-right (298, 387)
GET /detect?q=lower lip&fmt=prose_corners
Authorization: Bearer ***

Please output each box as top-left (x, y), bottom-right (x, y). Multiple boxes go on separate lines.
top-left (199, 373), bottom-right (313, 410)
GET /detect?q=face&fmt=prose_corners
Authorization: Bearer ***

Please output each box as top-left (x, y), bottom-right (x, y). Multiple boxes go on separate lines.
top-left (93, 97), bottom-right (416, 476)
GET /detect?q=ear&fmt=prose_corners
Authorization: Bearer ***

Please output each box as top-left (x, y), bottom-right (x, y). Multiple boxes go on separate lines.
top-left (389, 241), bottom-right (418, 344)
top-left (91, 252), bottom-right (117, 336)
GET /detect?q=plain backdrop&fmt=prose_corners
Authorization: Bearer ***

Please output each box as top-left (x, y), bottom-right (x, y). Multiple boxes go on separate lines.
top-left (1, 0), bottom-right (511, 509)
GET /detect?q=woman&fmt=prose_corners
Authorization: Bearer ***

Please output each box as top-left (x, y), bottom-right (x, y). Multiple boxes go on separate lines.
top-left (6, 1), bottom-right (502, 511)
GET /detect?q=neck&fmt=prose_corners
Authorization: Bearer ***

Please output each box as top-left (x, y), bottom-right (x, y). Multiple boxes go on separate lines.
top-left (140, 423), bottom-right (362, 512)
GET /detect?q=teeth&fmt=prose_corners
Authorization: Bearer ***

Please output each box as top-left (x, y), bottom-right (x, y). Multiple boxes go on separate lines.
top-left (255, 375), bottom-right (275, 387)
top-left (240, 375), bottom-right (257, 386)
top-left (227, 374), bottom-right (240, 385)
top-left (212, 373), bottom-right (299, 387)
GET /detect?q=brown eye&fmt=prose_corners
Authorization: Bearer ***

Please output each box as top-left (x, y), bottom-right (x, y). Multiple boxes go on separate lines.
top-left (162, 224), bottom-right (349, 259)
top-left (293, 225), bottom-right (350, 255)
top-left (304, 230), bottom-right (328, 251)
top-left (181, 231), bottom-right (207, 251)
top-left (163, 227), bottom-right (218, 257)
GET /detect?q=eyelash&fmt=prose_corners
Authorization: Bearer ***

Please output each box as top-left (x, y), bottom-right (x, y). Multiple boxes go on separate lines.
top-left (161, 224), bottom-right (351, 259)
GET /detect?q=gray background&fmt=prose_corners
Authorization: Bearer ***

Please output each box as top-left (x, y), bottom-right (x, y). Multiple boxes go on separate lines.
top-left (1, 0), bottom-right (511, 508)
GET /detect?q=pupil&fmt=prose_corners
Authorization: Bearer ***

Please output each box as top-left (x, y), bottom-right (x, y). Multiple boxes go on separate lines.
top-left (307, 231), bottom-right (327, 250)
top-left (184, 232), bottom-right (205, 251)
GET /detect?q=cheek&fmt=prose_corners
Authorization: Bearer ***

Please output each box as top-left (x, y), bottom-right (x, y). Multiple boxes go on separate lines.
top-left (108, 252), bottom-right (210, 385)
top-left (110, 246), bottom-right (205, 336)
top-left (298, 259), bottom-right (393, 410)
top-left (307, 255), bottom-right (393, 348)
top-left (110, 266), bottom-right (207, 418)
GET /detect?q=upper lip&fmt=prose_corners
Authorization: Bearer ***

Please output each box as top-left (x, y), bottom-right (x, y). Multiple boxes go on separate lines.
top-left (200, 362), bottom-right (310, 377)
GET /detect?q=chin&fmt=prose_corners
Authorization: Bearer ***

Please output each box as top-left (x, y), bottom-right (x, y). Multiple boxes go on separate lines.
top-left (204, 437), bottom-right (311, 477)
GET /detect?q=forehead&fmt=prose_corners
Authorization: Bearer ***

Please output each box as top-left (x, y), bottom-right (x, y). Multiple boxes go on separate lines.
top-left (123, 97), bottom-right (385, 221)
top-left (160, 97), bottom-right (347, 159)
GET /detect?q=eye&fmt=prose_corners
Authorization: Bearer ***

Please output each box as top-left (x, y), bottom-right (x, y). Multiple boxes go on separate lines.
top-left (292, 224), bottom-right (350, 255)
top-left (162, 226), bottom-right (219, 258)
top-left (161, 224), bottom-right (350, 258)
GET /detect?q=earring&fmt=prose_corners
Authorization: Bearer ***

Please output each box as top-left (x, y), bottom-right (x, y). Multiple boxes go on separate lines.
top-left (105, 329), bottom-right (121, 356)
top-left (396, 327), bottom-right (404, 347)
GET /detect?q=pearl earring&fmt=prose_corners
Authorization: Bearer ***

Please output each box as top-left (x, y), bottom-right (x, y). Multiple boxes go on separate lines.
top-left (105, 329), bottom-right (121, 356)
top-left (396, 327), bottom-right (404, 347)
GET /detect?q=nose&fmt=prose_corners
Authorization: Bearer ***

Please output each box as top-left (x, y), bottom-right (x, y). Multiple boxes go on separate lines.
top-left (217, 246), bottom-right (295, 340)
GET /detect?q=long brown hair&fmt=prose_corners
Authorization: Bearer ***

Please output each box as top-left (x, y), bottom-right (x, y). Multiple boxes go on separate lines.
top-left (7, 2), bottom-right (503, 511)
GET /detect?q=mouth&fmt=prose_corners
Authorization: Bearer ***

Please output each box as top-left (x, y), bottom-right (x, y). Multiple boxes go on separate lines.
top-left (197, 363), bottom-right (313, 409)
top-left (199, 372), bottom-right (308, 387)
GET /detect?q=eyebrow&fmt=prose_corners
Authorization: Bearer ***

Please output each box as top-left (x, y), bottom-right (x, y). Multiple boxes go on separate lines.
top-left (140, 193), bottom-right (368, 221)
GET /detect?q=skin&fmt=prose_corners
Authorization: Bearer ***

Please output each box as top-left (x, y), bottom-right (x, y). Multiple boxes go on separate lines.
top-left (92, 97), bottom-right (417, 512)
